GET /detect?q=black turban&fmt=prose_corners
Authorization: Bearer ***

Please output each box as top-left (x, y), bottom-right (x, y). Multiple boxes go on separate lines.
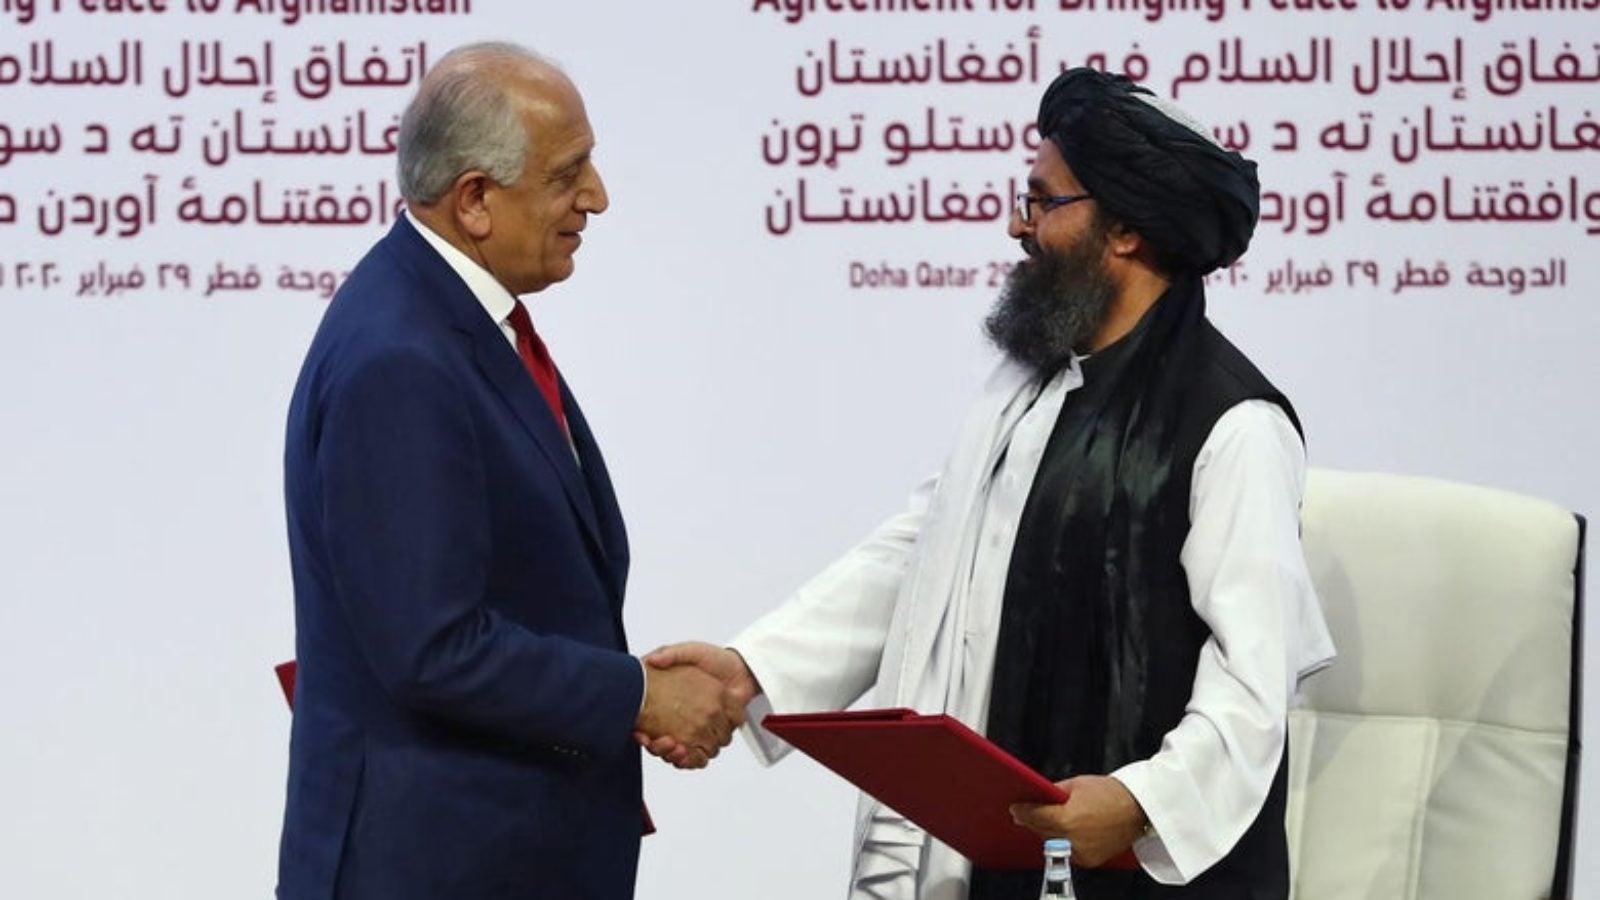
top-left (1038, 68), bottom-right (1260, 275)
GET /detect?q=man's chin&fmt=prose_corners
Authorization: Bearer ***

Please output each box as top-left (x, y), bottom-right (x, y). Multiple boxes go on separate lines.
top-left (531, 258), bottom-right (577, 292)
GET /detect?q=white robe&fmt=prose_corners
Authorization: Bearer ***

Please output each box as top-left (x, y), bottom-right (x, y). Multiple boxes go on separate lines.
top-left (731, 357), bottom-right (1336, 899)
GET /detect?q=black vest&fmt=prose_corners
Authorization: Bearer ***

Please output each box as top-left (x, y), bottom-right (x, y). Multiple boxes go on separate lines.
top-left (970, 279), bottom-right (1299, 900)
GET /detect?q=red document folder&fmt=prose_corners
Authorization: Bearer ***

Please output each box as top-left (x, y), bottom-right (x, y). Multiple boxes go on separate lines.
top-left (762, 708), bottom-right (1139, 871)
top-left (274, 660), bottom-right (297, 708)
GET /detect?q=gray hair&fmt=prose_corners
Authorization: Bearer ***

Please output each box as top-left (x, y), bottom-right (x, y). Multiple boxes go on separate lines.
top-left (396, 42), bottom-right (552, 204)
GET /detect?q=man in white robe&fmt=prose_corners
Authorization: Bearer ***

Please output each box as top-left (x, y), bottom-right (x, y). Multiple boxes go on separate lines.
top-left (643, 69), bottom-right (1335, 900)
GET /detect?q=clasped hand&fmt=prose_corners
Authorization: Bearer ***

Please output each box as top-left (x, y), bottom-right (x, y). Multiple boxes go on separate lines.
top-left (1009, 774), bottom-right (1148, 867)
top-left (632, 642), bottom-right (760, 770)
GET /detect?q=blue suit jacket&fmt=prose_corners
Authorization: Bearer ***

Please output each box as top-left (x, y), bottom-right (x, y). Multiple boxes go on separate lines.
top-left (277, 218), bottom-right (643, 899)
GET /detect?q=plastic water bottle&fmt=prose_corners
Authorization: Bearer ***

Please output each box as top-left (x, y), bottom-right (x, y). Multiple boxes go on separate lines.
top-left (1039, 837), bottom-right (1076, 898)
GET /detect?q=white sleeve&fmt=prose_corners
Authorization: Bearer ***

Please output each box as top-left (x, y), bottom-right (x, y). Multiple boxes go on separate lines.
top-left (1111, 399), bottom-right (1328, 884)
top-left (730, 476), bottom-right (936, 765)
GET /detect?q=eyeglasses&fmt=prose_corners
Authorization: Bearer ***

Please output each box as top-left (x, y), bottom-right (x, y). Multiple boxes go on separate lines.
top-left (1015, 191), bottom-right (1093, 224)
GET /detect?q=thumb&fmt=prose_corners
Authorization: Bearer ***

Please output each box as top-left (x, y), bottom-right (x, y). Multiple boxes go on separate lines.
top-left (643, 644), bottom-right (684, 668)
top-left (1010, 802), bottom-right (1050, 831)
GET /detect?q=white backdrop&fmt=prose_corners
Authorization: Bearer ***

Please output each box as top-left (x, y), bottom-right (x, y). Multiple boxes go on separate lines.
top-left (1, 2), bottom-right (1595, 897)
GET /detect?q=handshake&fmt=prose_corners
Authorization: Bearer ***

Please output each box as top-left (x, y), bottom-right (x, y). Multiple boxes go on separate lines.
top-left (632, 642), bottom-right (761, 770)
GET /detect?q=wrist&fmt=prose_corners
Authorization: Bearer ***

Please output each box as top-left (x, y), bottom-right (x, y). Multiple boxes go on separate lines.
top-left (1110, 774), bottom-right (1154, 840)
top-left (725, 647), bottom-right (762, 699)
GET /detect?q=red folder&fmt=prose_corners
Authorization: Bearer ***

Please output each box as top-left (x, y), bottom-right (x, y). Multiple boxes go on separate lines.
top-left (762, 708), bottom-right (1139, 871)
top-left (274, 660), bottom-right (297, 709)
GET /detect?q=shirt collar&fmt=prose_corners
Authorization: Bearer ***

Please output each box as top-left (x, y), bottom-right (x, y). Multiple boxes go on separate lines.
top-left (406, 208), bottom-right (518, 330)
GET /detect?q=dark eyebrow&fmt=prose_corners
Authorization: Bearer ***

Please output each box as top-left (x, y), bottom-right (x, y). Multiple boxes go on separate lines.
top-left (1026, 176), bottom-right (1050, 194)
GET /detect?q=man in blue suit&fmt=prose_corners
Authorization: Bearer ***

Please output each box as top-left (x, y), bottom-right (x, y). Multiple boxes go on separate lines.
top-left (276, 43), bottom-right (742, 899)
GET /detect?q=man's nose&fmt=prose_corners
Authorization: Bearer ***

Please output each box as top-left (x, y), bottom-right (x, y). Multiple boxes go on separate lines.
top-left (580, 165), bottom-right (609, 215)
top-left (1007, 205), bottom-right (1028, 240)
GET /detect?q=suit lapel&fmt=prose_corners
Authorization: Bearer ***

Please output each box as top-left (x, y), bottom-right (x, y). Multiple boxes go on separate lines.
top-left (470, 330), bottom-right (606, 559)
top-left (563, 386), bottom-right (629, 609)
top-left (383, 218), bottom-right (609, 564)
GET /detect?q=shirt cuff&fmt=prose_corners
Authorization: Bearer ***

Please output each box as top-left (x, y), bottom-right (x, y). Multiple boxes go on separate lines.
top-left (1111, 764), bottom-right (1186, 885)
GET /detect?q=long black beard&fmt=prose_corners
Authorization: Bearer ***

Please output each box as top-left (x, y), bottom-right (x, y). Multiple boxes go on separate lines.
top-left (984, 231), bottom-right (1116, 374)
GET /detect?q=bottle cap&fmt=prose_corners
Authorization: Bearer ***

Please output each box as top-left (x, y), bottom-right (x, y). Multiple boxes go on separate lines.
top-left (1044, 837), bottom-right (1071, 854)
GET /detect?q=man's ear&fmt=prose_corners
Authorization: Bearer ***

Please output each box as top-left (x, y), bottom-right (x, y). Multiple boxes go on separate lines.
top-left (1105, 220), bottom-right (1144, 259)
top-left (451, 171), bottom-right (493, 240)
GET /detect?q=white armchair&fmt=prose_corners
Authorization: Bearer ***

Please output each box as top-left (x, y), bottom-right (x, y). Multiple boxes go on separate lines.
top-left (1288, 468), bottom-right (1584, 900)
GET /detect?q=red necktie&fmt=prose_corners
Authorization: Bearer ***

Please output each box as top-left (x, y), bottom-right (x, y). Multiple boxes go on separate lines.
top-left (505, 300), bottom-right (568, 435)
